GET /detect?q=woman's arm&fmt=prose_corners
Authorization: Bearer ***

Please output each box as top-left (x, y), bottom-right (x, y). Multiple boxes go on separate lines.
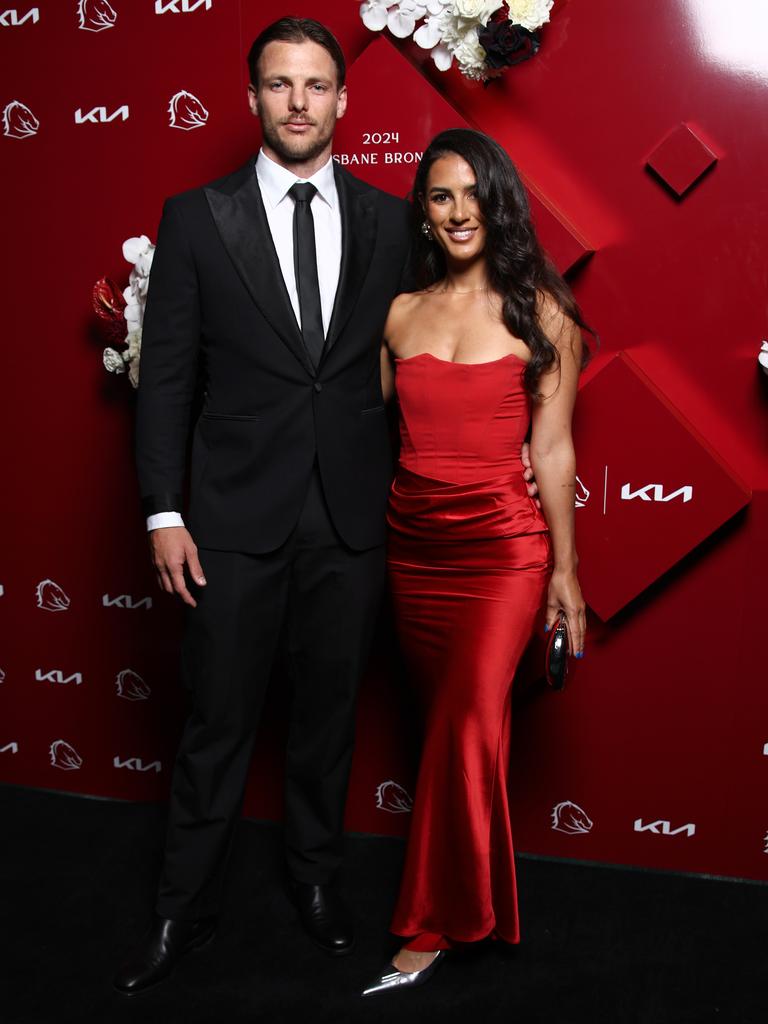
top-left (380, 293), bottom-right (413, 403)
top-left (529, 300), bottom-right (586, 655)
top-left (380, 340), bottom-right (395, 403)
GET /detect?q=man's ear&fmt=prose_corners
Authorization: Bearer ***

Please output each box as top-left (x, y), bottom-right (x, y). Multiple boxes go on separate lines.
top-left (247, 83), bottom-right (259, 119)
top-left (336, 85), bottom-right (348, 121)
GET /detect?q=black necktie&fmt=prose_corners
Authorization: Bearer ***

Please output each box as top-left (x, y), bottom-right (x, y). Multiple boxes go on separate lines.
top-left (289, 182), bottom-right (325, 369)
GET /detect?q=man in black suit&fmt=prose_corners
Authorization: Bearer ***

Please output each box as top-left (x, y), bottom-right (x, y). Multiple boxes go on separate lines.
top-left (114, 18), bottom-right (411, 994)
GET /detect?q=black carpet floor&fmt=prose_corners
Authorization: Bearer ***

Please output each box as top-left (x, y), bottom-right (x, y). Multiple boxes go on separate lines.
top-left (2, 784), bottom-right (766, 1024)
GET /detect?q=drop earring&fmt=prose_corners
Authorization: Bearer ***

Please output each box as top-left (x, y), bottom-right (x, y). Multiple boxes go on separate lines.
top-left (421, 220), bottom-right (433, 240)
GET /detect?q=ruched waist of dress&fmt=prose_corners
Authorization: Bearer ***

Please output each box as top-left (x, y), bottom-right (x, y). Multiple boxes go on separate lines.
top-left (387, 464), bottom-right (549, 541)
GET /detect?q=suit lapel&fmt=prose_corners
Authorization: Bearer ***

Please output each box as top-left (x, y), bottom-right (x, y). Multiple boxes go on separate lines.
top-left (323, 166), bottom-right (378, 359)
top-left (204, 164), bottom-right (315, 376)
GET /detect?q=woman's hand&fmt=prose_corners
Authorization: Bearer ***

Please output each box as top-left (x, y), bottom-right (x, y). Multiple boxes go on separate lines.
top-left (545, 568), bottom-right (586, 657)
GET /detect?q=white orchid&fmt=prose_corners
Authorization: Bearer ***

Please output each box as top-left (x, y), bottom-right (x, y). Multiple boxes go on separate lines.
top-left (122, 234), bottom-right (153, 267)
top-left (359, 0), bottom-right (394, 31)
top-left (429, 41), bottom-right (454, 70)
top-left (99, 234), bottom-right (154, 388)
top-left (506, 0), bottom-right (553, 32)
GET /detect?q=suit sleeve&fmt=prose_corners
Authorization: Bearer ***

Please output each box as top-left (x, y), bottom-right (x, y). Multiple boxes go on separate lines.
top-left (135, 198), bottom-right (201, 519)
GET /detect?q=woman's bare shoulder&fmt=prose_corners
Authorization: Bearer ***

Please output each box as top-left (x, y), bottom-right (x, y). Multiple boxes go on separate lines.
top-left (385, 290), bottom-right (432, 337)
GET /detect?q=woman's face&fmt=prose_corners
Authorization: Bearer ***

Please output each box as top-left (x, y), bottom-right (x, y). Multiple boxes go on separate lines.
top-left (423, 153), bottom-right (486, 264)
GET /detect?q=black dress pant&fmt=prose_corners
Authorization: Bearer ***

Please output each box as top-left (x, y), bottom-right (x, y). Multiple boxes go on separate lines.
top-left (155, 466), bottom-right (386, 921)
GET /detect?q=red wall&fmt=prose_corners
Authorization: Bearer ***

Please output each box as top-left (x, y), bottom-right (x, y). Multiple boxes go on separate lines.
top-left (2, 0), bottom-right (767, 881)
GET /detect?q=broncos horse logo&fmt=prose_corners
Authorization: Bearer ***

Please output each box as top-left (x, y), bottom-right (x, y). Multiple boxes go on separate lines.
top-left (78, 0), bottom-right (117, 32)
top-left (551, 800), bottom-right (594, 834)
top-left (168, 90), bottom-right (209, 131)
top-left (3, 101), bottom-right (39, 139)
top-left (50, 740), bottom-right (83, 771)
top-left (115, 669), bottom-right (151, 702)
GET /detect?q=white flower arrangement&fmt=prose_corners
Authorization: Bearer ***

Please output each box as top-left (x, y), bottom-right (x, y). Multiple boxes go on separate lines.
top-left (95, 235), bottom-right (154, 389)
top-left (360, 0), bottom-right (554, 82)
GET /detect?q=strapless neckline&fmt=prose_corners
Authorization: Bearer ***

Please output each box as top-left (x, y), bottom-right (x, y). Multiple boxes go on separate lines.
top-left (395, 352), bottom-right (528, 368)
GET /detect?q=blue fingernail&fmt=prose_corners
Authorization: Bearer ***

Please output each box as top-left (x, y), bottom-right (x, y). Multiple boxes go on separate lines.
top-left (575, 652), bottom-right (584, 659)
top-left (544, 624), bottom-right (550, 633)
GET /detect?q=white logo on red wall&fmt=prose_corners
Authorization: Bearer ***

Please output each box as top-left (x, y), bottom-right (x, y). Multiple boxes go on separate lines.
top-left (620, 483), bottom-right (693, 504)
top-left (155, 0), bottom-right (212, 12)
top-left (0, 7), bottom-right (39, 26)
top-left (116, 669), bottom-right (151, 701)
top-left (375, 780), bottom-right (413, 814)
top-left (575, 475), bottom-right (590, 509)
top-left (36, 579), bottom-right (70, 611)
top-left (35, 669), bottom-right (83, 686)
top-left (50, 739), bottom-right (83, 770)
top-left (0, 668), bottom-right (5, 684)
top-left (77, 0), bottom-right (116, 32)
top-left (74, 105), bottom-right (129, 124)
top-left (763, 832), bottom-right (768, 854)
top-left (103, 593), bottom-right (153, 610)
top-left (169, 90), bottom-right (208, 131)
top-left (113, 755), bottom-right (162, 773)
top-left (3, 100), bottom-right (39, 139)
top-left (1, 742), bottom-right (19, 754)
top-left (551, 800), bottom-right (593, 834)
top-left (634, 818), bottom-right (696, 837)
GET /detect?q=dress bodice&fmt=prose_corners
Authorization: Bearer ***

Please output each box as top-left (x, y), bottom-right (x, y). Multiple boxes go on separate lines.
top-left (388, 351), bottom-right (548, 540)
top-left (394, 352), bottom-right (533, 483)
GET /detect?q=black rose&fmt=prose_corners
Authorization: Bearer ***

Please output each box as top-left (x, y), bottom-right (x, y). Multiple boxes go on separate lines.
top-left (478, 20), bottom-right (540, 70)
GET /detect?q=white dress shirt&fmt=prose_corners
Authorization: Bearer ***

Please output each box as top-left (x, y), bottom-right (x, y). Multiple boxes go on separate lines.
top-left (147, 149), bottom-right (342, 533)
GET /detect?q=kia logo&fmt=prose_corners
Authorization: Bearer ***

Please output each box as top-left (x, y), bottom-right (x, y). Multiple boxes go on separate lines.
top-left (35, 669), bottom-right (83, 686)
top-left (113, 756), bottom-right (162, 773)
top-left (634, 818), bottom-right (696, 837)
top-left (74, 105), bottom-right (129, 124)
top-left (103, 594), bottom-right (153, 609)
top-left (155, 0), bottom-right (212, 12)
top-left (621, 483), bottom-right (693, 504)
top-left (0, 7), bottom-right (39, 26)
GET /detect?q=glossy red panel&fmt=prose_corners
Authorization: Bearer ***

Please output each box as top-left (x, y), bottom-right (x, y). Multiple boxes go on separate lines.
top-left (573, 354), bottom-right (751, 618)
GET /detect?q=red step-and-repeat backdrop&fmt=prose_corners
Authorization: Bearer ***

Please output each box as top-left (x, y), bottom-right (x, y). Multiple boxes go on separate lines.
top-left (2, 0), bottom-right (767, 881)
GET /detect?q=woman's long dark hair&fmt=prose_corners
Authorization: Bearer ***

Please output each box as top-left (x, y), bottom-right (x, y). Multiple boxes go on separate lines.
top-left (410, 128), bottom-right (596, 396)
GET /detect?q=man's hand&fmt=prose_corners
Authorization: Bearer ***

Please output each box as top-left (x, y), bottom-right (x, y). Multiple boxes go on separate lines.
top-left (149, 527), bottom-right (206, 608)
top-left (521, 441), bottom-right (541, 506)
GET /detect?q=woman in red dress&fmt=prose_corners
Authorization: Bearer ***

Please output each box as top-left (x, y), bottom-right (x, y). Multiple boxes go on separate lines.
top-left (363, 129), bottom-right (592, 996)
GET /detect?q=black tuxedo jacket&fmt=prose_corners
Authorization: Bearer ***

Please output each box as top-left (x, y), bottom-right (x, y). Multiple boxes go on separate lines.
top-left (135, 158), bottom-right (411, 553)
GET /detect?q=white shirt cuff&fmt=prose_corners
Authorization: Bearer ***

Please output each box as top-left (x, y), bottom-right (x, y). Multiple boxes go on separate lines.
top-left (146, 512), bottom-right (185, 532)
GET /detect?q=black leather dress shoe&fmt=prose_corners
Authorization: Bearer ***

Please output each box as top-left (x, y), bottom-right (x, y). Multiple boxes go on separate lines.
top-left (113, 914), bottom-right (216, 995)
top-left (290, 882), bottom-right (354, 956)
top-left (361, 950), bottom-right (446, 996)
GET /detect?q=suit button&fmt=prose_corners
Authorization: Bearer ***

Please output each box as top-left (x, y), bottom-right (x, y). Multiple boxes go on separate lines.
top-left (313, 382), bottom-right (323, 393)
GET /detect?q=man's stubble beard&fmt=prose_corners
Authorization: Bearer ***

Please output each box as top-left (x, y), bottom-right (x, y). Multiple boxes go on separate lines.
top-left (261, 116), bottom-right (336, 167)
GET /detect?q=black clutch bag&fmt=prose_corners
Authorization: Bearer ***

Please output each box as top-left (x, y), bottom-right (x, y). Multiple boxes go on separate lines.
top-left (545, 613), bottom-right (569, 691)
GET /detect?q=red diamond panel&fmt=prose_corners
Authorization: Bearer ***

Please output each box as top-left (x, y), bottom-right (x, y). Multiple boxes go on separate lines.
top-left (573, 354), bottom-right (750, 619)
top-left (335, 38), bottom-right (593, 275)
top-left (646, 122), bottom-right (718, 197)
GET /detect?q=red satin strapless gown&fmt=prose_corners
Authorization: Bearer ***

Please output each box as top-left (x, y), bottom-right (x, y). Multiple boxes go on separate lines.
top-left (386, 351), bottom-right (551, 950)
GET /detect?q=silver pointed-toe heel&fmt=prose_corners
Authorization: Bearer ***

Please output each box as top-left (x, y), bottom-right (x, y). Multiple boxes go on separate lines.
top-left (361, 950), bottom-right (446, 996)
